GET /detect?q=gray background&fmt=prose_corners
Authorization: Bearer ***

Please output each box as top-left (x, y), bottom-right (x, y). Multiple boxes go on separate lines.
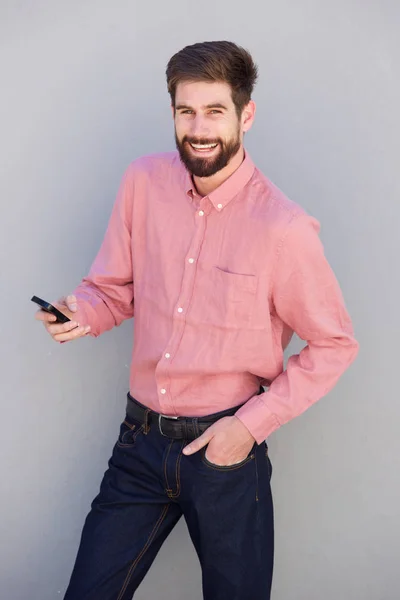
top-left (1, 1), bottom-right (399, 599)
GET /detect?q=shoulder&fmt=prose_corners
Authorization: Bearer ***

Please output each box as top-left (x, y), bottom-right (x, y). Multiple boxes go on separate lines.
top-left (251, 166), bottom-right (320, 237)
top-left (124, 151), bottom-right (181, 181)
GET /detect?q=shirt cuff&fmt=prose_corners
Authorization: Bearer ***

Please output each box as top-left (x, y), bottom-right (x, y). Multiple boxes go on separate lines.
top-left (235, 393), bottom-right (281, 445)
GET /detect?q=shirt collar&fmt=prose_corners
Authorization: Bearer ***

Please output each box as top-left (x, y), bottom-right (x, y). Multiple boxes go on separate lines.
top-left (182, 151), bottom-right (255, 212)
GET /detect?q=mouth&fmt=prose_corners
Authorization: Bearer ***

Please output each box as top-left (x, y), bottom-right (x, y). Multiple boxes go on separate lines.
top-left (188, 142), bottom-right (219, 156)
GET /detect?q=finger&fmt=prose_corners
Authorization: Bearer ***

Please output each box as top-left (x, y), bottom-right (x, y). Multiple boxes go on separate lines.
top-left (55, 295), bottom-right (77, 312)
top-left (65, 294), bottom-right (77, 312)
top-left (46, 319), bottom-right (80, 335)
top-left (35, 309), bottom-right (57, 323)
top-left (53, 324), bottom-right (91, 343)
top-left (182, 428), bottom-right (214, 455)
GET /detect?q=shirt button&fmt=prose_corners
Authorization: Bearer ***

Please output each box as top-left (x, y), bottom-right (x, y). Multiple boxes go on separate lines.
top-left (177, 307), bottom-right (183, 313)
top-left (160, 388), bottom-right (167, 394)
top-left (217, 203), bottom-right (223, 209)
top-left (198, 210), bottom-right (204, 216)
top-left (165, 353), bottom-right (171, 359)
top-left (188, 258), bottom-right (195, 264)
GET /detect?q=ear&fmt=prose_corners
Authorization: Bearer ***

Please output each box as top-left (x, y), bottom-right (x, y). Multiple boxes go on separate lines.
top-left (241, 100), bottom-right (256, 133)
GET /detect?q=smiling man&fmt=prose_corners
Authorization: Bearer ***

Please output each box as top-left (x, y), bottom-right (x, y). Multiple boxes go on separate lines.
top-left (174, 82), bottom-right (244, 182)
top-left (36, 41), bottom-right (359, 600)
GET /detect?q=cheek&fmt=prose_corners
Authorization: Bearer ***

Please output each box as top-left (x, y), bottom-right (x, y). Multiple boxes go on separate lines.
top-left (217, 119), bottom-right (238, 138)
top-left (175, 120), bottom-right (189, 140)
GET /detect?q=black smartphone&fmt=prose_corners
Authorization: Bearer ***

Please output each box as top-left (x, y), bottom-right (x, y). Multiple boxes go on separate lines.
top-left (31, 295), bottom-right (71, 323)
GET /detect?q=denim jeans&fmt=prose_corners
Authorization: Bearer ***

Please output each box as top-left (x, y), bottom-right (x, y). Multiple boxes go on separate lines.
top-left (63, 399), bottom-right (274, 599)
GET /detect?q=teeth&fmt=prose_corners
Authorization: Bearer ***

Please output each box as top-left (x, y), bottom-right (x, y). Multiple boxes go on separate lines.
top-left (191, 143), bottom-right (218, 149)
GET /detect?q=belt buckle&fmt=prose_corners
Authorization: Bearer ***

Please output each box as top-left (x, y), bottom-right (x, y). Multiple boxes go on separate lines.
top-left (158, 413), bottom-right (179, 437)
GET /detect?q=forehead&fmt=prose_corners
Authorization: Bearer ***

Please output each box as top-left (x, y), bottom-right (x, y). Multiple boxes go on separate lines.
top-left (175, 80), bottom-right (234, 108)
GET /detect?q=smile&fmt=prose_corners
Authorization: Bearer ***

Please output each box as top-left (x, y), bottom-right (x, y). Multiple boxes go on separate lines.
top-left (189, 142), bottom-right (219, 153)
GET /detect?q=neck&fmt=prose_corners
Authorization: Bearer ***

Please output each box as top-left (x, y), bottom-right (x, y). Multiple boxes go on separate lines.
top-left (193, 146), bottom-right (245, 197)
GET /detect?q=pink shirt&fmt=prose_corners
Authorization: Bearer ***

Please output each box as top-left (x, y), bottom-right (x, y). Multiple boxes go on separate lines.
top-left (72, 151), bottom-right (359, 444)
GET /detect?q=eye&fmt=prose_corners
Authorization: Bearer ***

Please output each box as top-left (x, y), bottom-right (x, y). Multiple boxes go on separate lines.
top-left (181, 110), bottom-right (194, 114)
top-left (209, 110), bottom-right (222, 114)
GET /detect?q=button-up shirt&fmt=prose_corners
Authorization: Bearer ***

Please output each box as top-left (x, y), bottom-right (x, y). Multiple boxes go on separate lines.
top-left (72, 151), bottom-right (359, 444)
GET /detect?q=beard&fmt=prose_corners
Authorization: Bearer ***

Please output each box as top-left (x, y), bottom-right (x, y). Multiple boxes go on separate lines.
top-left (175, 127), bottom-right (241, 178)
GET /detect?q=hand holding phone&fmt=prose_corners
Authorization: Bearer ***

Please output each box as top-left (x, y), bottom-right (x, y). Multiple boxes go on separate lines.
top-left (32, 294), bottom-right (91, 343)
top-left (31, 295), bottom-right (71, 323)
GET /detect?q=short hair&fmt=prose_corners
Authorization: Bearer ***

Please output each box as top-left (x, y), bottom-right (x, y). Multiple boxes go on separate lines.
top-left (166, 41), bottom-right (258, 118)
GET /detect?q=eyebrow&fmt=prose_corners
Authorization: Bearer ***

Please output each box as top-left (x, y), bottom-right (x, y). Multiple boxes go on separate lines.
top-left (175, 102), bottom-right (228, 111)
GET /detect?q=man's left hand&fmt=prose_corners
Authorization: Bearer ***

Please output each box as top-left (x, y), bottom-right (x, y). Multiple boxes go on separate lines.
top-left (182, 416), bottom-right (256, 466)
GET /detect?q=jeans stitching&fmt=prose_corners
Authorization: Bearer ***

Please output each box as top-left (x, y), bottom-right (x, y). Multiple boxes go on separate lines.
top-left (201, 446), bottom-right (256, 471)
top-left (163, 440), bottom-right (174, 492)
top-left (116, 424), bottom-right (143, 448)
top-left (116, 504), bottom-right (170, 600)
top-left (255, 451), bottom-right (259, 502)
top-left (167, 440), bottom-right (185, 499)
top-left (265, 442), bottom-right (271, 479)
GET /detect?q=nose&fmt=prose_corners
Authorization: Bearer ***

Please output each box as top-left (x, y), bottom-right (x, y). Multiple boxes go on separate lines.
top-left (190, 115), bottom-right (210, 139)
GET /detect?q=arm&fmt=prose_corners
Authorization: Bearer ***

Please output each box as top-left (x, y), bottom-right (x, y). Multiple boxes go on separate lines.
top-left (235, 213), bottom-right (359, 445)
top-left (71, 164), bottom-right (135, 337)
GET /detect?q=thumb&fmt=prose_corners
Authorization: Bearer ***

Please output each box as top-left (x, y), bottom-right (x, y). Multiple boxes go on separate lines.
top-left (182, 428), bottom-right (214, 455)
top-left (65, 294), bottom-right (78, 312)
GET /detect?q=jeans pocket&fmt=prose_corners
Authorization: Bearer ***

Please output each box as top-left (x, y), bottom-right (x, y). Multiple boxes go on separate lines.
top-left (116, 415), bottom-right (143, 448)
top-left (202, 443), bottom-right (256, 472)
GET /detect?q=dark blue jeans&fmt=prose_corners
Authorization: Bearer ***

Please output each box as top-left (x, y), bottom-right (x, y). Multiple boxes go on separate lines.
top-left (64, 401), bottom-right (274, 599)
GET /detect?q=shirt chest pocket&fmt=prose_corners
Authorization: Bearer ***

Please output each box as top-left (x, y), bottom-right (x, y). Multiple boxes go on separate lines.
top-left (200, 266), bottom-right (258, 329)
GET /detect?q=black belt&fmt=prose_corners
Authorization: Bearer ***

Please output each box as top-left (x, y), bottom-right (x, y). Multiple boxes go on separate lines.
top-left (126, 387), bottom-right (263, 441)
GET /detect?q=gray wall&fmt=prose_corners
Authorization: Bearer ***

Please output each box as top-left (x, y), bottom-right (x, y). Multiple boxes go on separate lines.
top-left (1, 1), bottom-right (399, 599)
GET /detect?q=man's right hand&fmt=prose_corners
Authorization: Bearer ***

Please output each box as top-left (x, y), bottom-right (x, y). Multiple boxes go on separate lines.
top-left (34, 294), bottom-right (91, 343)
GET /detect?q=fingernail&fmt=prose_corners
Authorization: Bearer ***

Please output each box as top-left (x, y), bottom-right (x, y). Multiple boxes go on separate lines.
top-left (71, 321), bottom-right (78, 328)
top-left (85, 326), bottom-right (91, 332)
top-left (70, 304), bottom-right (77, 311)
top-left (183, 447), bottom-right (191, 454)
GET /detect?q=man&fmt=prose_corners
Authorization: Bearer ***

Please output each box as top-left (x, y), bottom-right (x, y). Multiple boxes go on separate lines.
top-left (35, 41), bottom-right (359, 600)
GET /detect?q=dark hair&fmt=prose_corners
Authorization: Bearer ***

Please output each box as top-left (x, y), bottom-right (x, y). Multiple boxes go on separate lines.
top-left (166, 41), bottom-right (258, 118)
